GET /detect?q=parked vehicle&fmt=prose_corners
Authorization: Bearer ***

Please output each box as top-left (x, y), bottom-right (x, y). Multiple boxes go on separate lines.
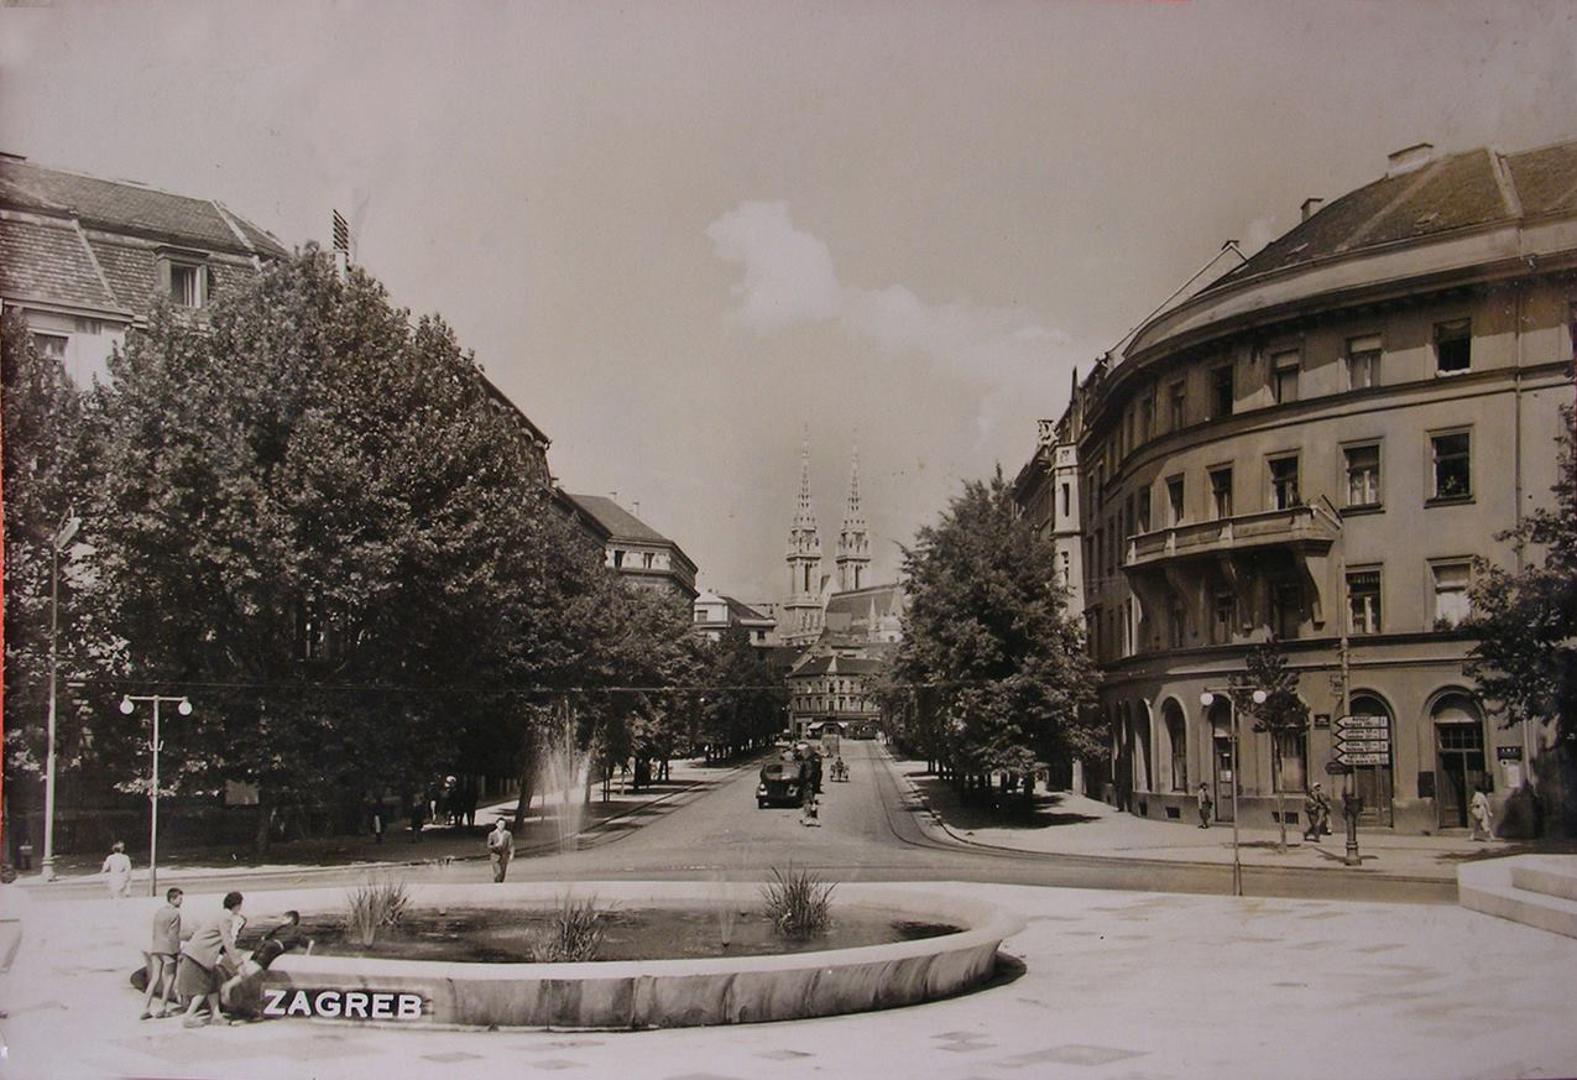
top-left (757, 762), bottom-right (805, 808)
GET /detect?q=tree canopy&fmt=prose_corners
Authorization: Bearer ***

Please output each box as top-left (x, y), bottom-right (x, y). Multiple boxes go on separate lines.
top-left (888, 468), bottom-right (1099, 787)
top-left (2, 249), bottom-right (681, 851)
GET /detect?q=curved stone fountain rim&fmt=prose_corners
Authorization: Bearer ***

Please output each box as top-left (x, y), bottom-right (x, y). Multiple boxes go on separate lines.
top-left (267, 880), bottom-right (1024, 981)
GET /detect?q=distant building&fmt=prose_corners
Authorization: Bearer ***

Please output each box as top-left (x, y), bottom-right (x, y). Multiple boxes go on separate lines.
top-left (786, 643), bottom-right (892, 740)
top-left (693, 589), bottom-right (777, 646)
top-left (564, 494), bottom-right (699, 601)
top-left (0, 153), bottom-right (287, 385)
top-left (1016, 138), bottom-right (1577, 833)
top-left (775, 442), bottom-right (905, 737)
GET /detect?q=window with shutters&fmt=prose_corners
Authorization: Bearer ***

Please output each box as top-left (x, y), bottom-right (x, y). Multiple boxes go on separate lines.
top-left (1344, 443), bottom-right (1382, 509)
top-left (1347, 334), bottom-right (1382, 390)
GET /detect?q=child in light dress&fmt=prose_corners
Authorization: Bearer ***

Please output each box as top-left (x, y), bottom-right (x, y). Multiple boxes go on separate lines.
top-left (101, 841), bottom-right (133, 899)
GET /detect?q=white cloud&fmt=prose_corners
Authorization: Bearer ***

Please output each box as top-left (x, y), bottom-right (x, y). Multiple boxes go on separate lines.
top-left (704, 201), bottom-right (842, 329)
top-left (707, 200), bottom-right (1071, 379)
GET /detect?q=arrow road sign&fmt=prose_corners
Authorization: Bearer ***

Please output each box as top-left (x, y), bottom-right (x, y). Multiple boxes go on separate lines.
top-left (1336, 733), bottom-right (1390, 750)
top-left (1337, 715), bottom-right (1389, 731)
top-left (1338, 751), bottom-right (1390, 765)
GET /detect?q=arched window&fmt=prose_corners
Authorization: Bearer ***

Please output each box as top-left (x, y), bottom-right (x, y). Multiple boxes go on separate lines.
top-left (1162, 699), bottom-right (1187, 792)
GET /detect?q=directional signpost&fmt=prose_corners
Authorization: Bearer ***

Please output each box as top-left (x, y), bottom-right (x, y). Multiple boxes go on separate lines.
top-left (1335, 714), bottom-right (1390, 768)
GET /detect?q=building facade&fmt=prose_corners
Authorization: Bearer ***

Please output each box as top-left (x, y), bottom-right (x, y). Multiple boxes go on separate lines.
top-left (692, 590), bottom-right (777, 645)
top-left (1026, 139), bottom-right (1576, 834)
top-left (0, 153), bottom-right (287, 385)
top-left (564, 494), bottom-right (699, 601)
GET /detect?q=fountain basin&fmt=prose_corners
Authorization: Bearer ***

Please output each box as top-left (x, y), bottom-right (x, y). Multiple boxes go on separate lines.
top-left (263, 881), bottom-right (1023, 1029)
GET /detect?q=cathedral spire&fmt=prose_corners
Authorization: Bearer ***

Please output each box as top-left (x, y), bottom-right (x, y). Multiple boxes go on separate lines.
top-left (793, 431), bottom-right (817, 532)
top-left (836, 444), bottom-right (870, 592)
top-left (783, 429), bottom-right (824, 643)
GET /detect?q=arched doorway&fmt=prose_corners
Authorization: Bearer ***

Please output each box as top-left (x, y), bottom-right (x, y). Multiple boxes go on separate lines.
top-left (1162, 699), bottom-right (1187, 792)
top-left (1209, 699), bottom-right (1234, 822)
top-left (1433, 692), bottom-right (1486, 829)
top-left (1348, 692), bottom-right (1394, 826)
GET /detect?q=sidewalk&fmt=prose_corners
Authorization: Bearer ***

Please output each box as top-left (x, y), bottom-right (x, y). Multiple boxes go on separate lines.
top-left (25, 756), bottom-right (752, 891)
top-left (885, 753), bottom-right (1558, 881)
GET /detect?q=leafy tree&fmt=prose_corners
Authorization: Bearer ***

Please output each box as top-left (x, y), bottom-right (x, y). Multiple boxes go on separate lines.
top-left (76, 250), bottom-right (603, 852)
top-left (1467, 403), bottom-right (1577, 832)
top-left (891, 468), bottom-right (1099, 806)
top-left (1, 311), bottom-right (100, 841)
top-left (1231, 641), bottom-right (1310, 853)
top-left (697, 627), bottom-right (787, 761)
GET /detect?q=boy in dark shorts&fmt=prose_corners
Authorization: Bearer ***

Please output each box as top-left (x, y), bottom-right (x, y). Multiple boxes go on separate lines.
top-left (221, 911), bottom-right (312, 1018)
top-left (140, 887), bottom-right (183, 1019)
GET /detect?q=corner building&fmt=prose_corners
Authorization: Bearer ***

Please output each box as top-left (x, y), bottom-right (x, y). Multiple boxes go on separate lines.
top-left (1061, 140), bottom-right (1575, 834)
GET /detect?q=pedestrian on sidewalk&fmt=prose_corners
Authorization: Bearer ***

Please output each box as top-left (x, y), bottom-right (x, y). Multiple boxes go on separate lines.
top-left (101, 840), bottom-right (133, 899)
top-left (1196, 783), bottom-right (1213, 828)
top-left (177, 891), bottom-right (246, 1027)
top-left (408, 797), bottom-right (425, 843)
top-left (1303, 784), bottom-right (1331, 842)
top-left (488, 817), bottom-right (514, 882)
top-left (1470, 784), bottom-right (1495, 841)
top-left (371, 801), bottom-right (385, 844)
top-left (139, 887), bottom-right (184, 1019)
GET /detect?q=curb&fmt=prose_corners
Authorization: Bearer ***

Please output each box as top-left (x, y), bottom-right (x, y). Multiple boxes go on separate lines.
top-left (23, 757), bottom-right (763, 894)
top-left (876, 747), bottom-right (1457, 886)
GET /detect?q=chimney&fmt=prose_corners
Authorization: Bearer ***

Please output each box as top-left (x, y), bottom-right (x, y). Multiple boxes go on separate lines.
top-left (1386, 142), bottom-right (1436, 178)
top-left (1301, 197), bottom-right (1324, 222)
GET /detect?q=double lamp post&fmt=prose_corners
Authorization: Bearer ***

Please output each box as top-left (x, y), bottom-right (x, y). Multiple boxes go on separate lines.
top-left (118, 694), bottom-right (193, 897)
top-left (1199, 687), bottom-right (1266, 898)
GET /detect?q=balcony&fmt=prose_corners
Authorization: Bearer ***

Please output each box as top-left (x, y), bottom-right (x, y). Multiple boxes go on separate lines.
top-left (1125, 503), bottom-right (1341, 571)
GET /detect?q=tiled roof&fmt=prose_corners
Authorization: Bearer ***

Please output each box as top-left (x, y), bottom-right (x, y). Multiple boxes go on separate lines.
top-left (564, 494), bottom-right (674, 545)
top-left (1206, 139), bottom-right (1577, 291)
top-left (1504, 141), bottom-right (1577, 217)
top-left (0, 217), bottom-right (121, 310)
top-left (722, 595), bottom-right (773, 624)
top-left (824, 584), bottom-right (903, 618)
top-left (0, 158), bottom-right (285, 257)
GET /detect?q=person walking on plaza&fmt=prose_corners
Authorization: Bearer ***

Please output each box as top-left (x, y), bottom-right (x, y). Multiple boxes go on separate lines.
top-left (1470, 784), bottom-right (1495, 841)
top-left (139, 887), bottom-right (184, 1019)
top-left (1196, 783), bottom-right (1213, 828)
top-left (177, 891), bottom-right (246, 1027)
top-left (101, 840), bottom-right (133, 899)
top-left (1303, 783), bottom-right (1331, 842)
top-left (487, 817), bottom-right (514, 882)
top-left (408, 797), bottom-right (425, 843)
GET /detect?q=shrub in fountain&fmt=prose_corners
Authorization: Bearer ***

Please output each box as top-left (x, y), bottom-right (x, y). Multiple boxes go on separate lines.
top-left (344, 877), bottom-right (410, 947)
top-left (761, 866), bottom-right (835, 940)
top-left (531, 894), bottom-right (607, 962)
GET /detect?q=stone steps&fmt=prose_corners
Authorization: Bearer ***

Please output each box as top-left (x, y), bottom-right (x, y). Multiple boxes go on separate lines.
top-left (1459, 855), bottom-right (1577, 939)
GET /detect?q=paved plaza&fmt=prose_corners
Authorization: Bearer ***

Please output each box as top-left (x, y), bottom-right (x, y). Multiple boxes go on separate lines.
top-left (3, 879), bottom-right (1575, 1080)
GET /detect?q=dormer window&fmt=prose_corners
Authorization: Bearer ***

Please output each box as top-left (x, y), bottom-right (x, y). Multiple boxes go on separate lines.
top-left (158, 251), bottom-right (210, 308)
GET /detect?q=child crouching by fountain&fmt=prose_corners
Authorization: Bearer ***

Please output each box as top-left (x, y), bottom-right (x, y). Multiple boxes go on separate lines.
top-left (219, 911), bottom-right (313, 1019)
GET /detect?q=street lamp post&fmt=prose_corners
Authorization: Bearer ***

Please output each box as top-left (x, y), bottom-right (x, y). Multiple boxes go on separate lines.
top-left (39, 513), bottom-right (80, 883)
top-left (1200, 687), bottom-right (1266, 898)
top-left (119, 694), bottom-right (193, 897)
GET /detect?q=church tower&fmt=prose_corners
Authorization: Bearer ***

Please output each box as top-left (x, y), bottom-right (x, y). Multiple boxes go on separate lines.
top-left (836, 446), bottom-right (870, 592)
top-left (782, 436), bottom-right (824, 643)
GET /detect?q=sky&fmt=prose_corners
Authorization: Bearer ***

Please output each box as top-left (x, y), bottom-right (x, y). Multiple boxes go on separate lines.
top-left (2, 0), bottom-right (1574, 604)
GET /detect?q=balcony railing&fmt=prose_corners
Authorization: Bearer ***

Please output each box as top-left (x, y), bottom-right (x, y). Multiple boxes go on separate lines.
top-left (1125, 502), bottom-right (1340, 570)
